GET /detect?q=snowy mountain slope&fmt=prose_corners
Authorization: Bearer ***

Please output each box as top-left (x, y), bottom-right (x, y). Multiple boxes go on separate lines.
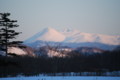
top-left (24, 28), bottom-right (120, 46)
top-left (61, 29), bottom-right (120, 45)
top-left (0, 46), bottom-right (35, 57)
top-left (25, 28), bottom-right (65, 43)
top-left (8, 47), bottom-right (27, 55)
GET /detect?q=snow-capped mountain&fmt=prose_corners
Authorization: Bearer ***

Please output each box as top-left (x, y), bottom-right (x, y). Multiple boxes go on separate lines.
top-left (62, 29), bottom-right (120, 45)
top-left (24, 27), bottom-right (120, 51)
top-left (25, 27), bottom-right (120, 45)
top-left (25, 27), bottom-right (65, 43)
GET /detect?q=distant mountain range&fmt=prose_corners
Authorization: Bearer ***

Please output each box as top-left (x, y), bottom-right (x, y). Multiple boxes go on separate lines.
top-left (24, 28), bottom-right (120, 50)
top-left (25, 27), bottom-right (120, 45)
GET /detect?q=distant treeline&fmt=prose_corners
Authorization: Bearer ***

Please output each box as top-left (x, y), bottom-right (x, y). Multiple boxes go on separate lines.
top-left (0, 49), bottom-right (120, 77)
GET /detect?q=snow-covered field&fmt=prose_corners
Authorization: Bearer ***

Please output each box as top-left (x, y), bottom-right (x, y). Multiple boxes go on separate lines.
top-left (0, 76), bottom-right (120, 80)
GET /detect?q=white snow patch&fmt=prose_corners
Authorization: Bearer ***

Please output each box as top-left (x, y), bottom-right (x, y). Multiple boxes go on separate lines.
top-left (8, 47), bottom-right (27, 55)
top-left (47, 50), bottom-right (66, 57)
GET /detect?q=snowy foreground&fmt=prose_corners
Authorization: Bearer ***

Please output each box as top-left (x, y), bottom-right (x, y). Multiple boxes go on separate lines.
top-left (0, 76), bottom-right (120, 80)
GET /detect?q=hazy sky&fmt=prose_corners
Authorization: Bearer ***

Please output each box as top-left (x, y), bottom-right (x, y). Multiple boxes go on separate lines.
top-left (0, 0), bottom-right (120, 40)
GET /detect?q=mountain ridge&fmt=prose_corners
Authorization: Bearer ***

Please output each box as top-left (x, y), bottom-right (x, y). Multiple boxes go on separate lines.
top-left (24, 27), bottom-right (120, 45)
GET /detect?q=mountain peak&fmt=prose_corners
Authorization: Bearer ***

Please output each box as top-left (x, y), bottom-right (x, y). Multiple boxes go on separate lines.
top-left (43, 27), bottom-right (56, 32)
top-left (25, 27), bottom-right (65, 43)
top-left (62, 28), bottom-right (80, 33)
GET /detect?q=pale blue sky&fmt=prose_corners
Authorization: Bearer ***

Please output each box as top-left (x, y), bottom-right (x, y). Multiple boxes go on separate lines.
top-left (0, 0), bottom-right (120, 40)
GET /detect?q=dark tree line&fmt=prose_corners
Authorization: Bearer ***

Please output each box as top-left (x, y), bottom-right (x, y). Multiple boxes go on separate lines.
top-left (0, 49), bottom-right (120, 77)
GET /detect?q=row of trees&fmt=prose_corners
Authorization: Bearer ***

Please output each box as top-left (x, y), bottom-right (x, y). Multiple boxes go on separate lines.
top-left (0, 49), bottom-right (120, 77)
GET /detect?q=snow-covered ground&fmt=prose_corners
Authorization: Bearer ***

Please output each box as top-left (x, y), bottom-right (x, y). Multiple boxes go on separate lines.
top-left (8, 47), bottom-right (27, 55)
top-left (0, 76), bottom-right (120, 80)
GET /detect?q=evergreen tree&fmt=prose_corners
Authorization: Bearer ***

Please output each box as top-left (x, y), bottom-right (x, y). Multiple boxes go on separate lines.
top-left (0, 13), bottom-right (22, 56)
